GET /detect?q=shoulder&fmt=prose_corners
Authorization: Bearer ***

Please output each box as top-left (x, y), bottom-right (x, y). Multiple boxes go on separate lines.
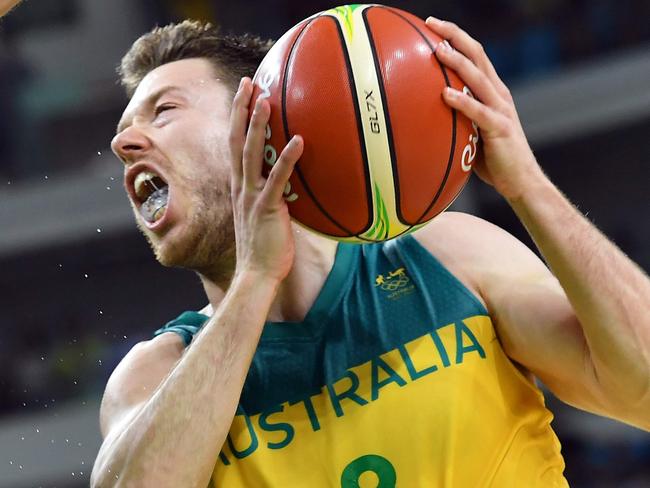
top-left (411, 211), bottom-right (550, 299)
top-left (99, 332), bottom-right (184, 437)
top-left (412, 211), bottom-right (518, 252)
top-left (153, 310), bottom-right (211, 346)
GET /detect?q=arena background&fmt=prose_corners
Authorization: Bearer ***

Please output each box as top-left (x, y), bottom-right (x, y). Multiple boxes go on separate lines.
top-left (0, 0), bottom-right (648, 486)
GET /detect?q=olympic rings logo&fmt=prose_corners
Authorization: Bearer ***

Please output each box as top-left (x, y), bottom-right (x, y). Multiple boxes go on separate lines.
top-left (375, 268), bottom-right (410, 291)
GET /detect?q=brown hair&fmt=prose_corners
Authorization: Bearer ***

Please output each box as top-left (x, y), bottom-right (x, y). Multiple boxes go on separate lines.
top-left (118, 20), bottom-right (274, 97)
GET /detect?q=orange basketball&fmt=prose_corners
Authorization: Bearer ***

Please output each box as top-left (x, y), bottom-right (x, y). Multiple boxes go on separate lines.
top-left (251, 4), bottom-right (479, 242)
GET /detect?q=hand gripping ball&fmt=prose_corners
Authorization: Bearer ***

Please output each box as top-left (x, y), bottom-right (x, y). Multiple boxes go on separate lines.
top-left (251, 4), bottom-right (480, 242)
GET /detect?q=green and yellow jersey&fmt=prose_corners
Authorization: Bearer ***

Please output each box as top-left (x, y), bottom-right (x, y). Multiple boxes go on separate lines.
top-left (154, 235), bottom-right (568, 487)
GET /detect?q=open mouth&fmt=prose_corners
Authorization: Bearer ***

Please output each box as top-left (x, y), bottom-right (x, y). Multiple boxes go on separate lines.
top-left (133, 170), bottom-right (169, 224)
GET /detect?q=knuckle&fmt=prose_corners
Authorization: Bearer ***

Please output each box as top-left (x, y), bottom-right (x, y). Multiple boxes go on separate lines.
top-left (473, 40), bottom-right (485, 55)
top-left (242, 145), bottom-right (257, 163)
top-left (251, 102), bottom-right (268, 125)
top-left (251, 113), bottom-right (267, 130)
top-left (233, 94), bottom-right (250, 113)
top-left (266, 169), bottom-right (280, 187)
top-left (476, 103), bottom-right (489, 121)
top-left (232, 90), bottom-right (244, 105)
top-left (495, 116), bottom-right (512, 136)
top-left (459, 54), bottom-right (474, 72)
top-left (502, 86), bottom-right (514, 103)
top-left (250, 110), bottom-right (263, 127)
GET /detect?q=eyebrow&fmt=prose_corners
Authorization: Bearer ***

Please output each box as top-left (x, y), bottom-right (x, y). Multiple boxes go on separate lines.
top-left (116, 85), bottom-right (185, 134)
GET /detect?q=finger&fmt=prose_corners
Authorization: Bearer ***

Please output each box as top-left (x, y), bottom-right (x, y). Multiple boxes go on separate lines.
top-left (434, 39), bottom-right (505, 111)
top-left (261, 135), bottom-right (303, 205)
top-left (242, 96), bottom-right (271, 190)
top-left (426, 17), bottom-right (511, 101)
top-left (228, 77), bottom-right (253, 185)
top-left (442, 87), bottom-right (508, 137)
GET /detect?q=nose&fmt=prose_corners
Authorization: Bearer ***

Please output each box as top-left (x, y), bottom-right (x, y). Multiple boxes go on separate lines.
top-left (111, 125), bottom-right (153, 163)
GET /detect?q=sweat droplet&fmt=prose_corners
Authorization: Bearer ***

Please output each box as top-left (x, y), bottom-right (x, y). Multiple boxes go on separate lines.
top-left (96, 228), bottom-right (102, 233)
top-left (84, 274), bottom-right (88, 278)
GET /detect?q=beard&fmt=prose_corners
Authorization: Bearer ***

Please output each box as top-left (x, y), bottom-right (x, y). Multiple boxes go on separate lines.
top-left (136, 164), bottom-right (236, 284)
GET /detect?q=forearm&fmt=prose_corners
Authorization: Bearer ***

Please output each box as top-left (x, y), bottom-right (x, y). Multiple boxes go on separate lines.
top-left (0, 0), bottom-right (22, 16)
top-left (509, 172), bottom-right (650, 410)
top-left (92, 271), bottom-right (279, 488)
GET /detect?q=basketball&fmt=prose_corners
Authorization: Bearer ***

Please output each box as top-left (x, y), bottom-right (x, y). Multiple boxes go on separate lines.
top-left (251, 4), bottom-right (479, 242)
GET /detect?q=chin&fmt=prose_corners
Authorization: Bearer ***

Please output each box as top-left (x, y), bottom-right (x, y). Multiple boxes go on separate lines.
top-left (137, 220), bottom-right (193, 268)
top-left (147, 221), bottom-right (235, 275)
top-left (152, 244), bottom-right (182, 268)
top-left (147, 237), bottom-right (185, 268)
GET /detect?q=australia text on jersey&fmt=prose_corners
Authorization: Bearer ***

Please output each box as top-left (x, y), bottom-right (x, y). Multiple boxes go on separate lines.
top-left (218, 315), bottom-right (488, 465)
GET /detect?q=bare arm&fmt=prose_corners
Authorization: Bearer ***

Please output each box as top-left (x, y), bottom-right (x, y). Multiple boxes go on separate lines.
top-left (92, 77), bottom-right (304, 487)
top-left (426, 18), bottom-right (650, 428)
top-left (421, 212), bottom-right (649, 428)
top-left (0, 0), bottom-right (22, 17)
top-left (91, 272), bottom-right (280, 488)
top-left (508, 178), bottom-right (650, 424)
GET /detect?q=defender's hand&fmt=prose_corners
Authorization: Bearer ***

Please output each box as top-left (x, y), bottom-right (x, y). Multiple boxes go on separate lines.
top-left (228, 77), bottom-right (303, 283)
top-left (426, 17), bottom-right (543, 201)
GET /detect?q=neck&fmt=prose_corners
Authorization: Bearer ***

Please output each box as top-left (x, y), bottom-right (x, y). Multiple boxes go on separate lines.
top-left (199, 225), bottom-right (338, 322)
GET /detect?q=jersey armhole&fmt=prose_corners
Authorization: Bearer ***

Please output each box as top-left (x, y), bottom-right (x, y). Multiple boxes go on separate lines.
top-left (152, 311), bottom-right (210, 347)
top-left (398, 234), bottom-right (489, 316)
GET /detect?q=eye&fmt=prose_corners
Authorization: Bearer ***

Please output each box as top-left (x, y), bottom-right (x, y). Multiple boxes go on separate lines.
top-left (154, 104), bottom-right (176, 116)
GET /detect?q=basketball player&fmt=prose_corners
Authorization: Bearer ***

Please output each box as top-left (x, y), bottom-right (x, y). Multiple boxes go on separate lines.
top-left (91, 18), bottom-right (650, 487)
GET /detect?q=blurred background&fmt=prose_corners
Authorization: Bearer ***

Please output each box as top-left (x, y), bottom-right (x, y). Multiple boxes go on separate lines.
top-left (0, 0), bottom-right (648, 486)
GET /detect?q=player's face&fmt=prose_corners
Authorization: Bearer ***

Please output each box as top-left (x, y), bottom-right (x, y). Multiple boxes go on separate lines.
top-left (111, 58), bottom-right (236, 276)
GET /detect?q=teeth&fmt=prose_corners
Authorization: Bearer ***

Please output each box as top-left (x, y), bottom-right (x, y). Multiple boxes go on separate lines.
top-left (134, 171), bottom-right (166, 202)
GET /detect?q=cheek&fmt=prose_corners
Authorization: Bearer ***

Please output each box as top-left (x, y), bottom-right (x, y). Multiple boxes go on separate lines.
top-left (169, 121), bottom-right (231, 194)
top-left (204, 132), bottom-right (232, 180)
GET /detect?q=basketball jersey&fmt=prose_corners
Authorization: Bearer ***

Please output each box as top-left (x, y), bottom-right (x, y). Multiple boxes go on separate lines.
top-left (153, 235), bottom-right (568, 487)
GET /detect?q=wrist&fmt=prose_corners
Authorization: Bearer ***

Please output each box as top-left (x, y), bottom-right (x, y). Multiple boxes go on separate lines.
top-left (506, 168), bottom-right (568, 231)
top-left (500, 161), bottom-right (551, 205)
top-left (231, 267), bottom-right (283, 293)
